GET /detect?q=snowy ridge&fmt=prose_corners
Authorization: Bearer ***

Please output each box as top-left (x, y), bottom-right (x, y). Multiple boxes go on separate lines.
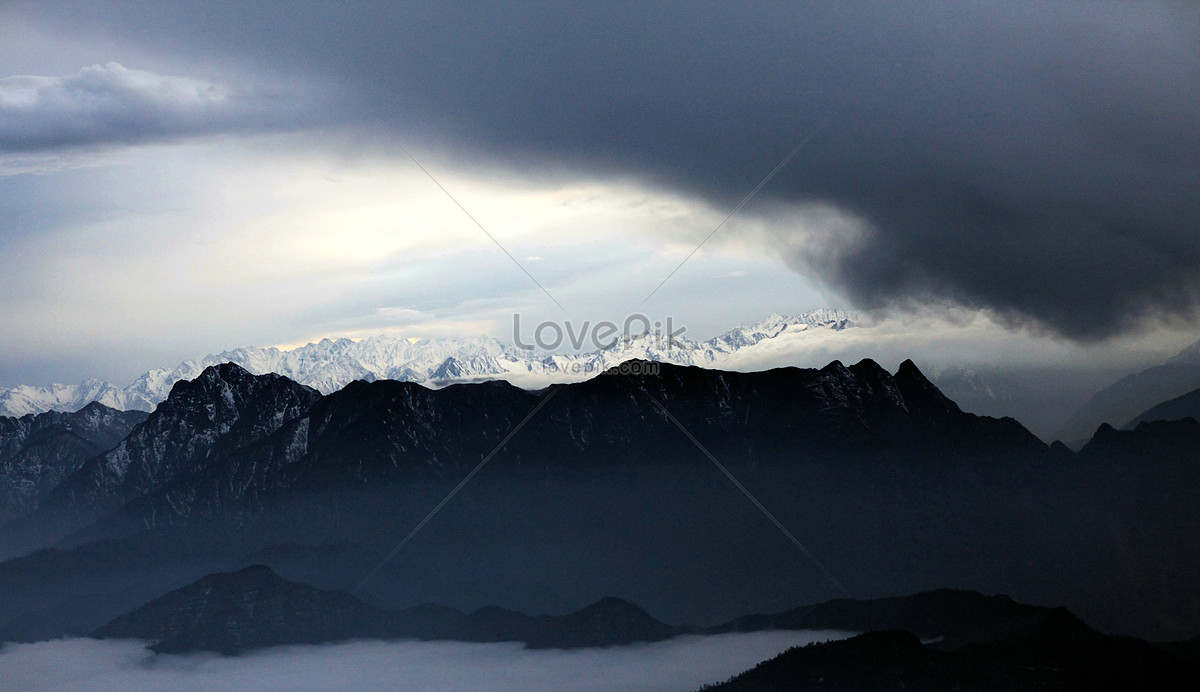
top-left (0, 310), bottom-right (853, 416)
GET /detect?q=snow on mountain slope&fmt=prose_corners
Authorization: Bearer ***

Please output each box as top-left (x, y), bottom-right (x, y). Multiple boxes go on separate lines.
top-left (0, 310), bottom-right (853, 416)
top-left (0, 379), bottom-right (130, 418)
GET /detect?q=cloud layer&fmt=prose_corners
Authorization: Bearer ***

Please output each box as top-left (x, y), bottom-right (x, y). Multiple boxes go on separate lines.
top-left (0, 63), bottom-right (288, 152)
top-left (2, 631), bottom-right (849, 692)
top-left (11, 1), bottom-right (1193, 339)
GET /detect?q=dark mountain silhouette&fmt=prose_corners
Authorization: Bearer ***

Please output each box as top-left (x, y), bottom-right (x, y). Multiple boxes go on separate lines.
top-left (701, 590), bottom-right (1200, 691)
top-left (711, 589), bottom-right (1081, 650)
top-left (1125, 387), bottom-right (1200, 429)
top-left (1, 359), bottom-right (1199, 647)
top-left (1080, 418), bottom-right (1200, 463)
top-left (522, 595), bottom-right (682, 649)
top-left (94, 565), bottom-right (402, 654)
top-left (0, 403), bottom-right (147, 523)
top-left (93, 565), bottom-right (684, 654)
top-left (91, 568), bottom-right (1200, 691)
top-left (701, 631), bottom-right (996, 691)
top-left (1056, 339), bottom-right (1200, 443)
top-left (63, 357), bottom-right (1046, 540)
top-left (230, 542), bottom-right (574, 616)
top-left (698, 625), bottom-right (1200, 691)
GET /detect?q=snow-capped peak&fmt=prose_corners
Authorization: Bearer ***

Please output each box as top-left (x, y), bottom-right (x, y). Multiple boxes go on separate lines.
top-left (0, 310), bottom-right (857, 417)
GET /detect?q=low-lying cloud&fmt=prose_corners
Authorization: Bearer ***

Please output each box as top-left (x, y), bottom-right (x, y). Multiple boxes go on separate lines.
top-left (2, 631), bottom-right (851, 692)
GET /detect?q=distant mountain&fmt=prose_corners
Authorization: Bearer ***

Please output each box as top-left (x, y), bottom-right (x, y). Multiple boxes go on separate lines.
top-left (0, 310), bottom-right (853, 417)
top-left (94, 569), bottom-right (1200, 692)
top-left (0, 403), bottom-right (147, 522)
top-left (1080, 418), bottom-right (1200, 464)
top-left (1055, 337), bottom-right (1200, 443)
top-left (0, 380), bottom-right (134, 420)
top-left (93, 565), bottom-right (409, 654)
top-left (93, 564), bottom-right (684, 654)
top-left (1124, 387), bottom-right (1200, 429)
top-left (925, 364), bottom-right (1104, 441)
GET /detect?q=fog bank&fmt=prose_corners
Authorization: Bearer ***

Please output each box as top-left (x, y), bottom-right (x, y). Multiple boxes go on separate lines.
top-left (2, 630), bottom-right (852, 691)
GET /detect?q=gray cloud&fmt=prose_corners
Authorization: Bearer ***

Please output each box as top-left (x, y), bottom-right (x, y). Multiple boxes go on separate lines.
top-left (0, 62), bottom-right (301, 152)
top-left (7, 1), bottom-right (1200, 339)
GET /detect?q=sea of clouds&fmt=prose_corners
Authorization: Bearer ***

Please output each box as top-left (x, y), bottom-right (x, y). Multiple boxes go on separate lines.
top-left (2, 630), bottom-right (852, 691)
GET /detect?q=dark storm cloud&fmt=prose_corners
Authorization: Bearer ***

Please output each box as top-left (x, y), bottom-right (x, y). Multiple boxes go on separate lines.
top-left (13, 1), bottom-right (1200, 339)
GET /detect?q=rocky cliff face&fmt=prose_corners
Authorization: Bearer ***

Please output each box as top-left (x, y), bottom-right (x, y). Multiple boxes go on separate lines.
top-left (44, 364), bottom-right (320, 522)
top-left (0, 403), bottom-right (147, 522)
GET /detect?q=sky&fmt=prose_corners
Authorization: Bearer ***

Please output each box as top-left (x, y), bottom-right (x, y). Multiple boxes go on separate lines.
top-left (2, 1), bottom-right (1199, 387)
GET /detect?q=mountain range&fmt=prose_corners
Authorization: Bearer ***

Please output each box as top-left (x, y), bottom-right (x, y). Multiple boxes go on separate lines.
top-left (1, 356), bottom-right (1197, 652)
top-left (93, 564), bottom-right (684, 654)
top-left (82, 566), bottom-right (1200, 689)
top-left (1055, 340), bottom-right (1200, 443)
top-left (7, 309), bottom-right (1200, 449)
top-left (0, 310), bottom-right (853, 418)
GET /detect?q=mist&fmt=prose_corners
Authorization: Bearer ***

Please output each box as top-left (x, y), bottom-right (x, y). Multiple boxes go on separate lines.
top-left (2, 631), bottom-right (851, 692)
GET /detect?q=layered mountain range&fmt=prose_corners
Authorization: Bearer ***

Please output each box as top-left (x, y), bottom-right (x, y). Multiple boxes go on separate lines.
top-left (1055, 340), bottom-right (1200, 442)
top-left (89, 565), bottom-right (1200, 692)
top-left (0, 403), bottom-right (147, 523)
top-left (0, 310), bottom-right (853, 417)
top-left (7, 308), bottom-right (1200, 449)
top-left (1, 356), bottom-right (1198, 653)
top-left (73, 566), bottom-right (1200, 689)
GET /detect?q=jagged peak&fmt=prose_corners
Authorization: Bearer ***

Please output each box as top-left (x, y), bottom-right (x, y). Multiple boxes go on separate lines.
top-left (849, 357), bottom-right (888, 375)
top-left (199, 361), bottom-right (253, 380)
top-left (894, 359), bottom-right (929, 388)
top-left (894, 359), bottom-right (961, 414)
top-left (165, 362), bottom-right (253, 398)
top-left (1049, 440), bottom-right (1075, 456)
top-left (896, 359), bottom-right (935, 383)
top-left (76, 400), bottom-right (121, 416)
